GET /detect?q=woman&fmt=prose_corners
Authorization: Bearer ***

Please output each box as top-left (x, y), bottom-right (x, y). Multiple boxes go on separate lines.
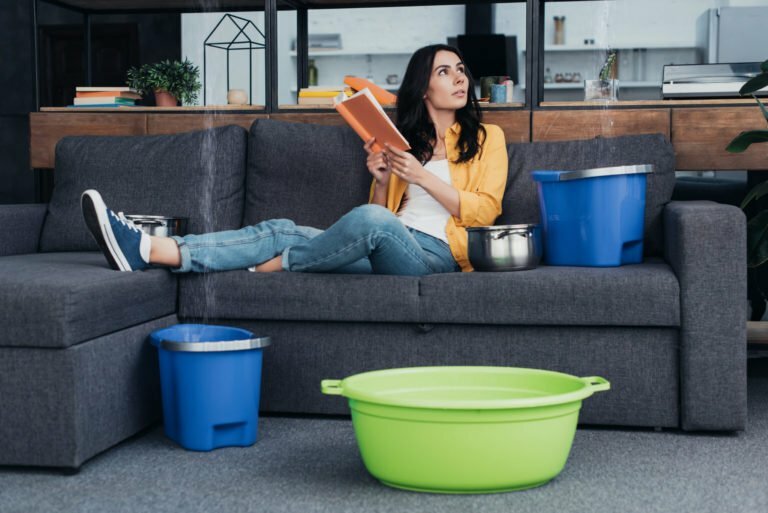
top-left (81, 44), bottom-right (508, 275)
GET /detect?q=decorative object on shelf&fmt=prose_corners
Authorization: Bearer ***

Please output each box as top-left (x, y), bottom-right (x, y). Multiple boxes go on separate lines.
top-left (584, 50), bottom-right (619, 101)
top-left (725, 58), bottom-right (768, 319)
top-left (480, 76), bottom-right (506, 100)
top-left (490, 84), bottom-right (506, 104)
top-left (386, 74), bottom-right (399, 85)
top-left (503, 79), bottom-right (514, 102)
top-left (203, 13), bottom-right (266, 106)
top-left (553, 16), bottom-right (566, 45)
top-left (227, 89), bottom-right (248, 105)
top-left (126, 59), bottom-right (201, 107)
top-left (308, 59), bottom-right (318, 86)
top-left (543, 68), bottom-right (553, 84)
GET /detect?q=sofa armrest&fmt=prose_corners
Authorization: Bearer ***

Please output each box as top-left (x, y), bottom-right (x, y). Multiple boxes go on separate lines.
top-left (0, 204), bottom-right (47, 256)
top-left (664, 200), bottom-right (747, 431)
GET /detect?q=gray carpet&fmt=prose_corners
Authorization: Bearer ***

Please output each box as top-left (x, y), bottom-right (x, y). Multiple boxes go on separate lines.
top-left (3, 358), bottom-right (768, 513)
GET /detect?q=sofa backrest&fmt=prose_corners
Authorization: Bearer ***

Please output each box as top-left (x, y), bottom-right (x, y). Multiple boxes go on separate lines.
top-left (39, 125), bottom-right (248, 252)
top-left (498, 133), bottom-right (676, 255)
top-left (243, 119), bottom-right (371, 228)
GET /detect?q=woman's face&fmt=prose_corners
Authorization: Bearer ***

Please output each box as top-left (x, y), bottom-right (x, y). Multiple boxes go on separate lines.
top-left (424, 50), bottom-right (468, 110)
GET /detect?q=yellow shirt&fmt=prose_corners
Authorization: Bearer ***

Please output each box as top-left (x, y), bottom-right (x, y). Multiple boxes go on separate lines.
top-left (369, 122), bottom-right (509, 272)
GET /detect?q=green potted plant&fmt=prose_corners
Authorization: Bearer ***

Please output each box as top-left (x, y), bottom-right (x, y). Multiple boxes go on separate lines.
top-left (126, 58), bottom-right (201, 107)
top-left (726, 58), bottom-right (768, 318)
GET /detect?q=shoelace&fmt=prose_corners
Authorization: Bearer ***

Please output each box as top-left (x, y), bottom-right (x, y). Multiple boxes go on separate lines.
top-left (110, 210), bottom-right (142, 234)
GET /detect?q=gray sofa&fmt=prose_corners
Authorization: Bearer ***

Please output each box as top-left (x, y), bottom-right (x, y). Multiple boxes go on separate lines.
top-left (0, 119), bottom-right (747, 471)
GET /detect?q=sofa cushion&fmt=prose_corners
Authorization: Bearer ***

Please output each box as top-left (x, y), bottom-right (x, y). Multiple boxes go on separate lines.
top-left (499, 133), bottom-right (676, 256)
top-left (178, 271), bottom-right (420, 323)
top-left (418, 258), bottom-right (680, 326)
top-left (0, 252), bottom-right (176, 348)
top-left (243, 119), bottom-right (371, 228)
top-left (40, 125), bottom-right (248, 252)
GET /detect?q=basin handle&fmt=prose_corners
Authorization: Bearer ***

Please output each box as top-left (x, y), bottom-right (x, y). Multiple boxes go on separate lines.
top-left (581, 376), bottom-right (610, 393)
top-left (321, 379), bottom-right (343, 395)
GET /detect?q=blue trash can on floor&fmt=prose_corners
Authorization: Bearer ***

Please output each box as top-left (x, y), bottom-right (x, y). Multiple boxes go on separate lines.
top-left (531, 164), bottom-right (653, 267)
top-left (149, 324), bottom-right (271, 451)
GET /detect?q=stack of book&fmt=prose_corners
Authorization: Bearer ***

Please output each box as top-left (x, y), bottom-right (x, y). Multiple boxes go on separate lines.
top-left (298, 86), bottom-right (352, 105)
top-left (70, 87), bottom-right (142, 107)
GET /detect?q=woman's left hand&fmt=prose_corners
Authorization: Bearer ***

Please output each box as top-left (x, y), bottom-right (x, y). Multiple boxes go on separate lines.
top-left (384, 143), bottom-right (427, 185)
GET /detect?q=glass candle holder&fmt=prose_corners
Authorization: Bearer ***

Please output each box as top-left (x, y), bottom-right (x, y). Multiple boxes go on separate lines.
top-left (584, 79), bottom-right (619, 101)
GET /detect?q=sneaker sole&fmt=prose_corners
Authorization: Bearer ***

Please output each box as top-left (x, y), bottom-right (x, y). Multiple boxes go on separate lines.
top-left (81, 191), bottom-right (132, 271)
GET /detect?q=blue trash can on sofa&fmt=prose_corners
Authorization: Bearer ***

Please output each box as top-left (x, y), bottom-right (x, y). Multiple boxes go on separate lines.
top-left (149, 324), bottom-right (271, 451)
top-left (531, 164), bottom-right (653, 267)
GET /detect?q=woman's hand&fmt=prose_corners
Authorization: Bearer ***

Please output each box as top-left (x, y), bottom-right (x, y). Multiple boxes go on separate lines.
top-left (384, 143), bottom-right (428, 185)
top-left (364, 138), bottom-right (391, 186)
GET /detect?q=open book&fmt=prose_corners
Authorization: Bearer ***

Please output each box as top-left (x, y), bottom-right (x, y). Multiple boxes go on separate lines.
top-left (333, 88), bottom-right (410, 154)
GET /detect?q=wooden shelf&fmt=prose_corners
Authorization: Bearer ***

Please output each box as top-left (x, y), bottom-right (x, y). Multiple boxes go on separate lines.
top-left (41, 105), bottom-right (267, 112)
top-left (541, 98), bottom-right (760, 108)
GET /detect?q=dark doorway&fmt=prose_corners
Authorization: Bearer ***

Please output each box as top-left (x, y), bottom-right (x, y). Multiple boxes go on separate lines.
top-left (38, 23), bottom-right (140, 107)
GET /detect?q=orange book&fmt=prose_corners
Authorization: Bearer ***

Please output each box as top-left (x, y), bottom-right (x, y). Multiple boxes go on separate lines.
top-left (343, 76), bottom-right (398, 105)
top-left (76, 91), bottom-right (142, 99)
top-left (334, 88), bottom-right (410, 154)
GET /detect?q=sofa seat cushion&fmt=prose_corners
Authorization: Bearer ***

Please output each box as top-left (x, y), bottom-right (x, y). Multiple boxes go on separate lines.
top-left (418, 258), bottom-right (680, 327)
top-left (0, 253), bottom-right (176, 349)
top-left (178, 271), bottom-right (420, 323)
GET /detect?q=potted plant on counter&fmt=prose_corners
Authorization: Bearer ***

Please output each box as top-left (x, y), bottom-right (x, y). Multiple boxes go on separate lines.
top-left (127, 58), bottom-right (201, 107)
top-left (726, 58), bottom-right (768, 319)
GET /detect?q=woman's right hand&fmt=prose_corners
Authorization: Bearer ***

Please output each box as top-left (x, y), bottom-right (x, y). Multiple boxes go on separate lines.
top-left (364, 137), bottom-right (391, 186)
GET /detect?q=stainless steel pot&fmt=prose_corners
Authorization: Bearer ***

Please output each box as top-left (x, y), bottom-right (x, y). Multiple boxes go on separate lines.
top-left (124, 215), bottom-right (188, 237)
top-left (467, 224), bottom-right (542, 272)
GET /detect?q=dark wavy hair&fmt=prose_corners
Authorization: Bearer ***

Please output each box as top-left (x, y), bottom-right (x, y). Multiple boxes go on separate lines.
top-left (396, 44), bottom-right (485, 165)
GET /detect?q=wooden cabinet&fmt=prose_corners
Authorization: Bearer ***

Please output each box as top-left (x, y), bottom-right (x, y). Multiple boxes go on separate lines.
top-left (31, 103), bottom-right (768, 170)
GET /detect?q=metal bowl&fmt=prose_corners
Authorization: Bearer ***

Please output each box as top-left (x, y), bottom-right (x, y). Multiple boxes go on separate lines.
top-left (467, 224), bottom-right (543, 272)
top-left (124, 215), bottom-right (188, 238)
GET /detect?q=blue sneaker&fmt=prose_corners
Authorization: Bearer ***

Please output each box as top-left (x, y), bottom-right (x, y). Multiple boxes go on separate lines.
top-left (81, 189), bottom-right (151, 271)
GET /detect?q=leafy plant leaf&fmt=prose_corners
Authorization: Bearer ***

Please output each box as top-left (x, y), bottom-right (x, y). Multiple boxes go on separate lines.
top-left (726, 130), bottom-right (768, 153)
top-left (741, 180), bottom-right (768, 209)
top-left (747, 210), bottom-right (768, 268)
top-left (740, 73), bottom-right (768, 96)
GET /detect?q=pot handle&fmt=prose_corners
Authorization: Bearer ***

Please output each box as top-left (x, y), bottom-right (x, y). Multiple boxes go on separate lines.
top-left (321, 379), bottom-right (343, 395)
top-left (491, 230), bottom-right (513, 240)
top-left (581, 376), bottom-right (610, 393)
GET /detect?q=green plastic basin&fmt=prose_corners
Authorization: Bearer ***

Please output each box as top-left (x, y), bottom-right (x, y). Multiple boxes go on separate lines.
top-left (321, 366), bottom-right (609, 494)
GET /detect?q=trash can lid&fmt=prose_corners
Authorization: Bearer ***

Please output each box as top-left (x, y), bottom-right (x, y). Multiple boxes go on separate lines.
top-left (159, 337), bottom-right (271, 352)
top-left (532, 164), bottom-right (654, 182)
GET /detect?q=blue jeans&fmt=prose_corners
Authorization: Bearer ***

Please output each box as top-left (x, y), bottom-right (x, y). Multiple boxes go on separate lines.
top-left (170, 204), bottom-right (460, 276)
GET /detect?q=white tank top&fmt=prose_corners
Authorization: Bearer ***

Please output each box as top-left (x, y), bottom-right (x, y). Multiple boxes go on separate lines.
top-left (396, 159), bottom-right (452, 243)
